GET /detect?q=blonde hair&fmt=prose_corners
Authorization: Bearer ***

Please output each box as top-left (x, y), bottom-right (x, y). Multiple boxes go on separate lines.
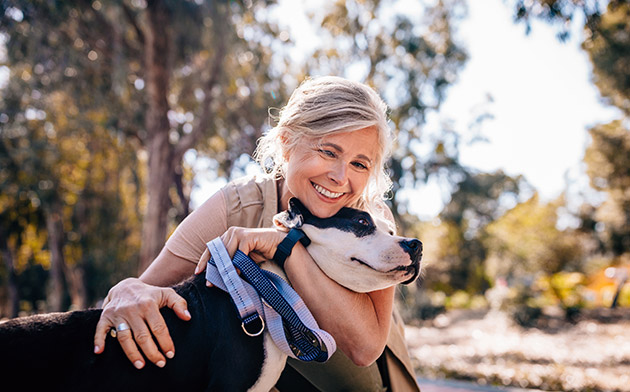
top-left (254, 76), bottom-right (394, 217)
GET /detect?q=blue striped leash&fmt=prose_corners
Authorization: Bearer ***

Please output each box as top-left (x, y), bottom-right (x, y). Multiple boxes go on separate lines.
top-left (205, 237), bottom-right (336, 362)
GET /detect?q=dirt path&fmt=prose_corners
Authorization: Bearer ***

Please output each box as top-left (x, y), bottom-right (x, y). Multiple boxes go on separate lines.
top-left (406, 309), bottom-right (630, 391)
top-left (418, 378), bottom-right (539, 392)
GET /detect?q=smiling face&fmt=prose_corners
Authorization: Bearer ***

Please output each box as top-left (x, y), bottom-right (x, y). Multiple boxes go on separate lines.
top-left (282, 126), bottom-right (379, 218)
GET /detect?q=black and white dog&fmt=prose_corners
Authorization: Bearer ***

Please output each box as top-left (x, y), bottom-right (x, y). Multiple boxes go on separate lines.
top-left (0, 198), bottom-right (422, 391)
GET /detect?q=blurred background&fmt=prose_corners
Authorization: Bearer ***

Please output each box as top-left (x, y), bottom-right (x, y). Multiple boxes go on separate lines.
top-left (1, 0), bottom-right (629, 390)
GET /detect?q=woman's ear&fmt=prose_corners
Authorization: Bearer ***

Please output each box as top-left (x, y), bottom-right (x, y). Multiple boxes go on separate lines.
top-left (281, 145), bottom-right (290, 161)
top-left (278, 131), bottom-right (291, 161)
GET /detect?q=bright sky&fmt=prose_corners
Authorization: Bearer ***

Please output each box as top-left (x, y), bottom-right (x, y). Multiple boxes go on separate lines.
top-left (405, 0), bottom-right (622, 217)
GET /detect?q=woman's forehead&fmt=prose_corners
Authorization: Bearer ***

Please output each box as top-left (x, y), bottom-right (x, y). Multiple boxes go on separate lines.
top-left (318, 127), bottom-right (380, 157)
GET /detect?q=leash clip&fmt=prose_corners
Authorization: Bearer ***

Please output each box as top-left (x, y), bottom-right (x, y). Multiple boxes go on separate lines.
top-left (241, 313), bottom-right (265, 337)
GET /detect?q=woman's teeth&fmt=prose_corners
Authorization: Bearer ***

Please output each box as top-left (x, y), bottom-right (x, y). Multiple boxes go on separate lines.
top-left (313, 183), bottom-right (343, 199)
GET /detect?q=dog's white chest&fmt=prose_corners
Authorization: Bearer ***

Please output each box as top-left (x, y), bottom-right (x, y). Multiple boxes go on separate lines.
top-left (247, 333), bottom-right (287, 392)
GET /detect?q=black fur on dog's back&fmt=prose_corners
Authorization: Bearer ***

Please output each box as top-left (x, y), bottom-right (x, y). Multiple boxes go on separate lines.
top-left (0, 274), bottom-right (265, 392)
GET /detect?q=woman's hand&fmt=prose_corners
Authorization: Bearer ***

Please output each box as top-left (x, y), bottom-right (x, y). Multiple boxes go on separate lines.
top-left (93, 277), bottom-right (191, 369)
top-left (194, 227), bottom-right (285, 276)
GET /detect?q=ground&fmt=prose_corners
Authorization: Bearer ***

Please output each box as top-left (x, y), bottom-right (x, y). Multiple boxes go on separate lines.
top-left (406, 308), bottom-right (630, 392)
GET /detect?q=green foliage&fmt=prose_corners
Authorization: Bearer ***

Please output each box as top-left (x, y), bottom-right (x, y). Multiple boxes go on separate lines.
top-left (535, 272), bottom-right (587, 308)
top-left (509, 0), bottom-right (627, 40)
top-left (484, 194), bottom-right (585, 279)
top-left (443, 290), bottom-right (487, 310)
top-left (0, 81), bottom-right (143, 307)
top-left (438, 170), bottom-right (525, 293)
top-left (583, 1), bottom-right (630, 116)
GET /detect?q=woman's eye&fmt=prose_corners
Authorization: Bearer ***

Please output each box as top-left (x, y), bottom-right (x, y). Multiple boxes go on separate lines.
top-left (319, 149), bottom-right (335, 158)
top-left (352, 161), bottom-right (368, 170)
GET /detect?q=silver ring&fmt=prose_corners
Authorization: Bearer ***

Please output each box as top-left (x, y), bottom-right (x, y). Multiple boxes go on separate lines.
top-left (117, 322), bottom-right (130, 332)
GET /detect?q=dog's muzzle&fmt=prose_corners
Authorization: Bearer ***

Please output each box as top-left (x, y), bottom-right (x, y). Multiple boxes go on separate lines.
top-left (399, 239), bottom-right (422, 285)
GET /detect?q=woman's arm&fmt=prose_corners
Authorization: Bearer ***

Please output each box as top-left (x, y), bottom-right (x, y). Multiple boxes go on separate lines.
top-left (93, 191), bottom-right (228, 369)
top-left (284, 244), bottom-right (394, 367)
top-left (140, 247), bottom-right (197, 286)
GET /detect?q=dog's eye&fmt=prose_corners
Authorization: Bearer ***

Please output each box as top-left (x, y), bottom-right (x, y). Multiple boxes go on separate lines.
top-left (358, 218), bottom-right (369, 226)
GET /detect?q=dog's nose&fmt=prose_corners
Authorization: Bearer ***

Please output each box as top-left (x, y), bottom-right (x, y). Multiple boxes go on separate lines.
top-left (400, 239), bottom-right (422, 261)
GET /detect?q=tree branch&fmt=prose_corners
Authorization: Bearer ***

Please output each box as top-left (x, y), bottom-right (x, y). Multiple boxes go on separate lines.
top-left (121, 2), bottom-right (145, 46)
top-left (173, 6), bottom-right (227, 161)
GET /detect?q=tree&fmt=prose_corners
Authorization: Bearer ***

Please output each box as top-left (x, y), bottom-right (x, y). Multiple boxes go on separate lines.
top-left (0, 76), bottom-right (144, 310)
top-left (510, 0), bottom-right (625, 39)
top-left (437, 169), bottom-right (525, 293)
top-left (577, 3), bottom-right (630, 255)
top-left (1, 0), bottom-right (286, 275)
top-left (584, 120), bottom-right (630, 256)
top-left (581, 1), bottom-right (630, 116)
top-left (508, 0), bottom-right (630, 261)
top-left (484, 193), bottom-right (584, 280)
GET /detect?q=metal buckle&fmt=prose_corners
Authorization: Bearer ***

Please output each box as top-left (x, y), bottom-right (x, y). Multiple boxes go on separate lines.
top-left (304, 330), bottom-right (324, 352)
top-left (241, 315), bottom-right (265, 337)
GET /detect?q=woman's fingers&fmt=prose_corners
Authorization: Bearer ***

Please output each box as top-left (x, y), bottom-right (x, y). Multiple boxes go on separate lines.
top-left (93, 311), bottom-right (113, 354)
top-left (220, 227), bottom-right (285, 262)
top-left (94, 313), bottom-right (152, 369)
top-left (115, 321), bottom-right (153, 369)
top-left (147, 288), bottom-right (190, 359)
top-left (221, 228), bottom-right (240, 258)
top-left (162, 287), bottom-right (192, 321)
top-left (201, 228), bottom-right (287, 286)
top-left (194, 249), bottom-right (210, 275)
top-left (93, 279), bottom-right (190, 369)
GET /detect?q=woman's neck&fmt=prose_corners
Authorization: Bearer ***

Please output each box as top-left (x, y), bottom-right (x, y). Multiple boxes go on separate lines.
top-left (277, 178), bottom-right (292, 213)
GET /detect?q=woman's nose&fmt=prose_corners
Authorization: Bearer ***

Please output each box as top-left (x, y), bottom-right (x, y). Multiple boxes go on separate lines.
top-left (328, 162), bottom-right (348, 185)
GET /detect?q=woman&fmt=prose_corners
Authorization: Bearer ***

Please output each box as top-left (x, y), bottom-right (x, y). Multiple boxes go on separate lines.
top-left (93, 76), bottom-right (419, 391)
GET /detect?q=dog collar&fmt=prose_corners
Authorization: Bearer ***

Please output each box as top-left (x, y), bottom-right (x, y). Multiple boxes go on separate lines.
top-left (273, 228), bottom-right (311, 269)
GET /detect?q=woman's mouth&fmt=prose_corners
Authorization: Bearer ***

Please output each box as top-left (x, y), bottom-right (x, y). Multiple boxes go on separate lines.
top-left (312, 183), bottom-right (344, 199)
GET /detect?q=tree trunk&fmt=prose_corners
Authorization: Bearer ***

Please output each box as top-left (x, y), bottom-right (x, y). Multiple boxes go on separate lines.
top-left (66, 265), bottom-right (88, 309)
top-left (0, 227), bottom-right (20, 318)
top-left (139, 0), bottom-right (174, 273)
top-left (137, 1), bottom-right (227, 273)
top-left (45, 197), bottom-right (89, 311)
top-left (68, 196), bottom-right (89, 310)
top-left (44, 199), bottom-right (67, 312)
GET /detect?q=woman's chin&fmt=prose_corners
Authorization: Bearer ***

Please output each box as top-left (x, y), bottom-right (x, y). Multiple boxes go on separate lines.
top-left (304, 201), bottom-right (340, 219)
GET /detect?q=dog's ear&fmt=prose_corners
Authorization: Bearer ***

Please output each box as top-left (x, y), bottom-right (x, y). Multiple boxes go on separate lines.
top-left (288, 198), bottom-right (311, 217)
top-left (273, 198), bottom-right (305, 230)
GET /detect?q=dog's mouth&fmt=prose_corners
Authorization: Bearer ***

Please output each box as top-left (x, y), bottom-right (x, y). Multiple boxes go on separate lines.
top-left (351, 257), bottom-right (377, 271)
top-left (352, 257), bottom-right (420, 284)
top-left (401, 264), bottom-right (420, 284)
top-left (388, 262), bottom-right (420, 285)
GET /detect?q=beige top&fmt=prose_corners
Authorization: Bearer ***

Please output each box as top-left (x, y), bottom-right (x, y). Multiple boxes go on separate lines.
top-left (166, 175), bottom-right (420, 392)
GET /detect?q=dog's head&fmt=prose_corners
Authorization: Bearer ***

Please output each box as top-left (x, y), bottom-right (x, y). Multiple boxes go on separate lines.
top-left (273, 198), bottom-right (422, 293)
